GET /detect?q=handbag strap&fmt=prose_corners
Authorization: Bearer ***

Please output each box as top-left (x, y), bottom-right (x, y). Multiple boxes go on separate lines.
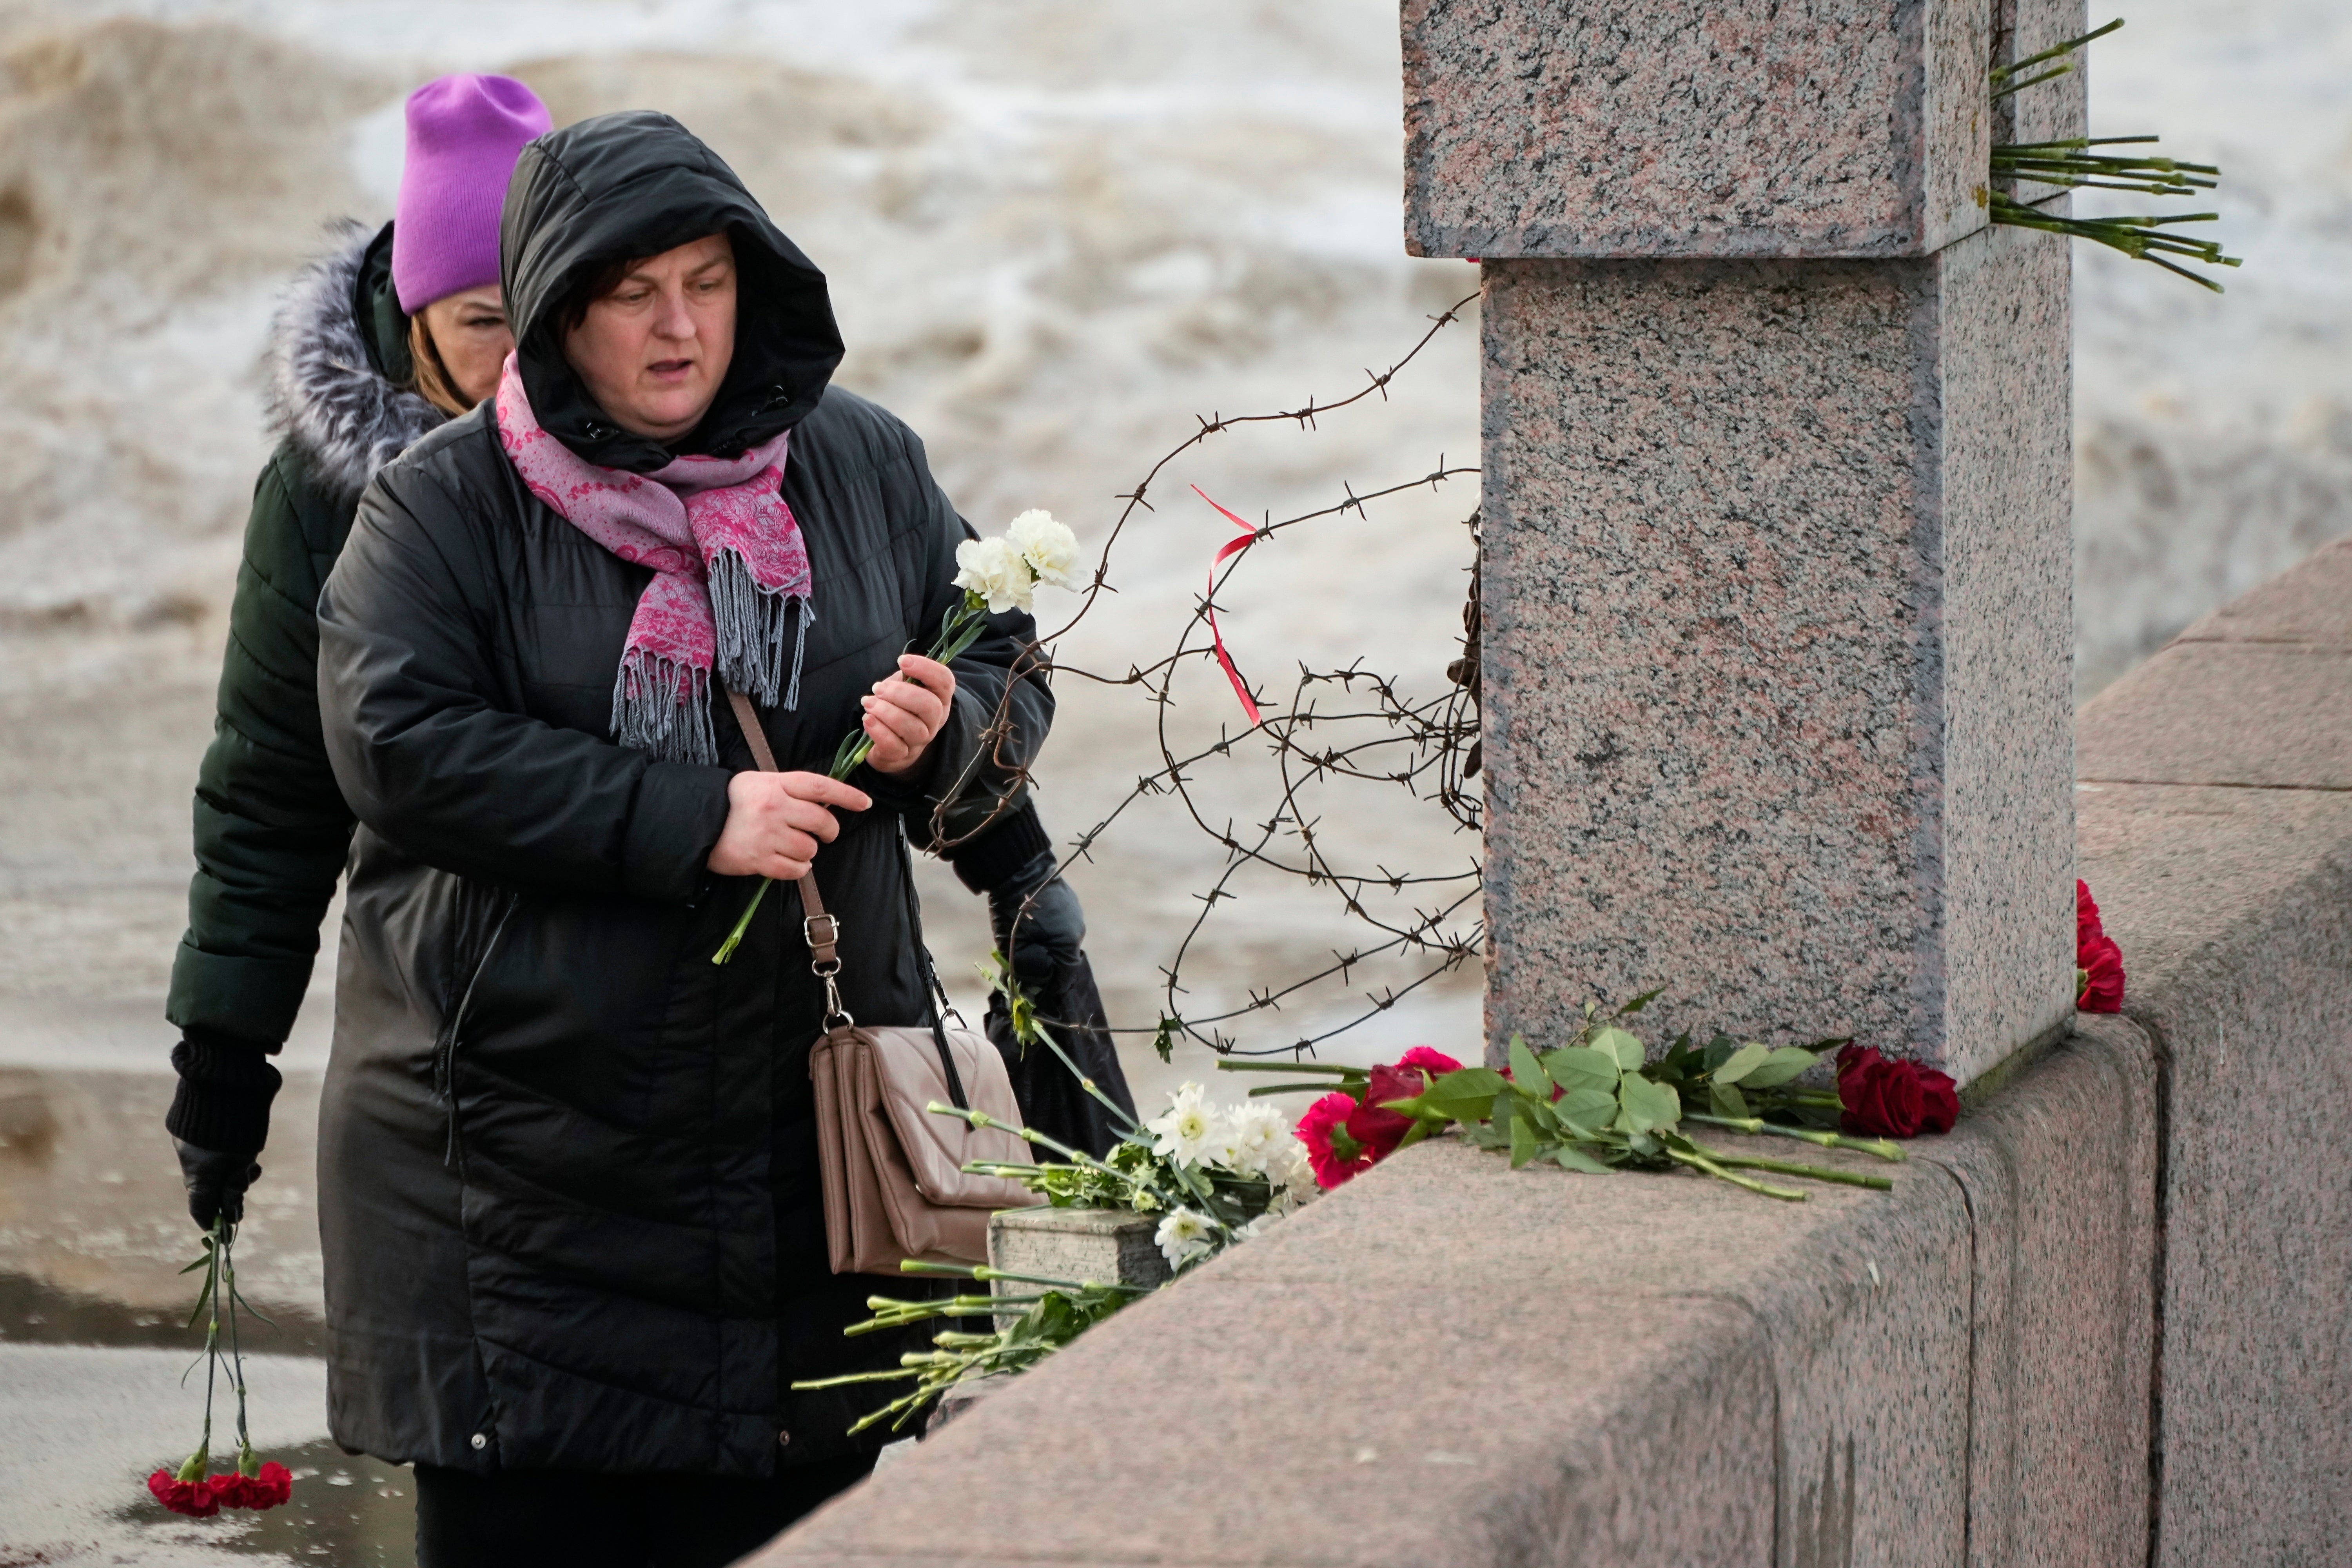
top-left (721, 688), bottom-right (969, 1110)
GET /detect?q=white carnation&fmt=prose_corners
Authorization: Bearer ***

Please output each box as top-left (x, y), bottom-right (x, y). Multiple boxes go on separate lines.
top-left (1154, 1207), bottom-right (1215, 1270)
top-left (1147, 1082), bottom-right (1217, 1167)
top-left (953, 535), bottom-right (1033, 614)
top-left (1220, 1101), bottom-right (1296, 1178)
top-left (1005, 508), bottom-right (1082, 590)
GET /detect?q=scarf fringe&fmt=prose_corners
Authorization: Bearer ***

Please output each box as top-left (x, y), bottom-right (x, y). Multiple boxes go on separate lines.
top-left (612, 654), bottom-right (717, 767)
top-left (708, 548), bottom-right (814, 711)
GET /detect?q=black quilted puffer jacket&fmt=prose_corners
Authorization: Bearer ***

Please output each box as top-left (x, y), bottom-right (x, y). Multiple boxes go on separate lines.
top-left (314, 111), bottom-right (1051, 1477)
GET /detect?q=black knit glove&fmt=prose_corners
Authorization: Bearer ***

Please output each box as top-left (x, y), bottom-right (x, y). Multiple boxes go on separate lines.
top-left (987, 848), bottom-right (1086, 989)
top-left (174, 1140), bottom-right (263, 1230)
top-left (165, 1029), bottom-right (281, 1229)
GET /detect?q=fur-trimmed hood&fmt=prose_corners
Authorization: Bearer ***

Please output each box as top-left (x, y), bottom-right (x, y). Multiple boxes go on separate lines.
top-left (266, 220), bottom-right (443, 506)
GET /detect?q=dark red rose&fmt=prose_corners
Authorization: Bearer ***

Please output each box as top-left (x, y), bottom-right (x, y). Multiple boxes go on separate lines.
top-left (1836, 1045), bottom-right (1958, 1138)
top-left (1349, 1051), bottom-right (1465, 1157)
top-left (2076, 878), bottom-right (2106, 951)
top-left (147, 1469), bottom-right (220, 1518)
top-left (2075, 883), bottom-right (2127, 1011)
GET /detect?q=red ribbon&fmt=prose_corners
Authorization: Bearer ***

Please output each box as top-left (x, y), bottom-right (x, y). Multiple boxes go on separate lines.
top-left (1192, 485), bottom-right (1264, 728)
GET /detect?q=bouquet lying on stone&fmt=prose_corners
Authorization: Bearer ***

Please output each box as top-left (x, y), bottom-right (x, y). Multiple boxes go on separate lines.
top-left (1225, 996), bottom-right (1961, 1203)
top-left (145, 1218), bottom-right (294, 1518)
top-left (714, 509), bottom-right (1081, 963)
top-left (794, 1078), bottom-right (1314, 1432)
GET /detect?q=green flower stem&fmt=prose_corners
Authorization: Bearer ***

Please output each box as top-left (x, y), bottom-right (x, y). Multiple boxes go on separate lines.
top-left (1705, 1151), bottom-right (1895, 1192)
top-left (713, 591), bottom-right (995, 965)
top-left (1215, 1061), bottom-right (1363, 1076)
top-left (1664, 1143), bottom-right (1808, 1202)
top-left (1025, 1013), bottom-right (1146, 1138)
top-left (1684, 1112), bottom-right (1907, 1163)
top-left (1241, 1082), bottom-right (1364, 1098)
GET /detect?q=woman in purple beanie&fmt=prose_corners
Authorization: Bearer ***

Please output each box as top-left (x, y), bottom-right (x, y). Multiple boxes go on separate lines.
top-left (162, 74), bottom-right (551, 1239)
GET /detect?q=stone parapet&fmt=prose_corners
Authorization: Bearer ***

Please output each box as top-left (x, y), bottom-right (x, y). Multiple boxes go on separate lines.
top-left (1479, 220), bottom-right (2075, 1083)
top-left (2076, 534), bottom-right (2352, 1567)
top-left (743, 541), bottom-right (2351, 1567)
top-left (751, 1021), bottom-right (2154, 1568)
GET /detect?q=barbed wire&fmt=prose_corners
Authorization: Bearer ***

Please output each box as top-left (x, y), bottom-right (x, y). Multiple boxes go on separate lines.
top-left (936, 292), bottom-right (1487, 1063)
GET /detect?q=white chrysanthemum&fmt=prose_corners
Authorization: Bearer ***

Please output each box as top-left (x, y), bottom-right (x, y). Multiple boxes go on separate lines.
top-left (953, 535), bottom-right (1033, 614)
top-left (1220, 1102), bottom-right (1295, 1178)
top-left (1005, 508), bottom-right (1082, 590)
top-left (1154, 1207), bottom-right (1215, 1270)
top-left (1267, 1141), bottom-right (1317, 1206)
top-left (1147, 1082), bottom-right (1217, 1166)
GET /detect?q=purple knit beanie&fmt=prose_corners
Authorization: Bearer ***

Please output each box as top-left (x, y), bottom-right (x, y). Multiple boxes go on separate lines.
top-left (391, 74), bottom-right (553, 314)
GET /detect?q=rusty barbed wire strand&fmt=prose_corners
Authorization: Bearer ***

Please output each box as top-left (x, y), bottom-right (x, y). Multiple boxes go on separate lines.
top-left (936, 293), bottom-right (1490, 1062)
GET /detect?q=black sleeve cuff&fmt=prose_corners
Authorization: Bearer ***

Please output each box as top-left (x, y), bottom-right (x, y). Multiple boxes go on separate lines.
top-left (941, 799), bottom-right (1054, 894)
top-left (165, 1029), bottom-right (284, 1154)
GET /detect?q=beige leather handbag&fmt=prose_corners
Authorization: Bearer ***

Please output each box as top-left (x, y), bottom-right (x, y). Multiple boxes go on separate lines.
top-left (725, 691), bottom-right (1030, 1274)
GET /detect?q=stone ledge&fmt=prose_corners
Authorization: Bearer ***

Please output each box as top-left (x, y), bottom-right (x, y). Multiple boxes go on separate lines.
top-left (751, 1022), bottom-right (2153, 1568)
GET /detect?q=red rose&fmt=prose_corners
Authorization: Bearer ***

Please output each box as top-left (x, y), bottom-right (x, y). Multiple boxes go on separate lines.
top-left (1347, 1051), bottom-right (1465, 1160)
top-left (1836, 1045), bottom-right (1958, 1138)
top-left (2076, 882), bottom-right (2127, 1011)
top-left (147, 1469), bottom-right (221, 1518)
top-left (2076, 878), bottom-right (2105, 951)
top-left (1297, 1092), bottom-right (1375, 1190)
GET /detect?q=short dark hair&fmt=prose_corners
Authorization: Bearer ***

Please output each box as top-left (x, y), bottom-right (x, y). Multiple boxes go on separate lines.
top-left (559, 254), bottom-right (639, 335)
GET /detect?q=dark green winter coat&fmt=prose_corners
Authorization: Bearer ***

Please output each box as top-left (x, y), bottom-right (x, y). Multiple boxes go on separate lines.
top-left (312, 112), bottom-right (1053, 1477)
top-left (167, 221), bottom-right (441, 1054)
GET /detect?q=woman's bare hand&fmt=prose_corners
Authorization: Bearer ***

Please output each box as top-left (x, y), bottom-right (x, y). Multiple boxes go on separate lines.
top-left (708, 771), bottom-right (871, 880)
top-left (860, 655), bottom-right (956, 776)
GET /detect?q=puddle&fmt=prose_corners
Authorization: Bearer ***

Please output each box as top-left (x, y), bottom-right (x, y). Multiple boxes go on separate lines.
top-left (0, 1271), bottom-right (328, 1356)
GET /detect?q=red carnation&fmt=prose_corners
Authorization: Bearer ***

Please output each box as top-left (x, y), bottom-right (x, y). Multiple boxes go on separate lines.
top-left (2076, 880), bottom-right (2125, 1012)
top-left (1836, 1045), bottom-right (1958, 1138)
top-left (216, 1461), bottom-right (293, 1510)
top-left (1395, 1047), bottom-right (1463, 1077)
top-left (147, 1468), bottom-right (221, 1518)
top-left (1297, 1091), bottom-right (1376, 1189)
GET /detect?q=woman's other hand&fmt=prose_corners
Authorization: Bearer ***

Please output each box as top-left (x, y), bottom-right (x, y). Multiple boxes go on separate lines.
top-left (860, 655), bottom-right (956, 777)
top-left (708, 772), bottom-right (871, 880)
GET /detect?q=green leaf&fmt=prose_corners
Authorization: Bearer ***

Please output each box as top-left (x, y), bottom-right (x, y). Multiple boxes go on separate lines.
top-left (1508, 1034), bottom-right (1552, 1097)
top-left (1620, 1074), bottom-right (1683, 1134)
top-left (1542, 1047), bottom-right (1621, 1091)
top-left (1702, 1034), bottom-right (1740, 1071)
top-left (1735, 1048), bottom-right (1820, 1089)
top-left (1508, 1111), bottom-right (1540, 1169)
top-left (1593, 1027), bottom-right (1646, 1071)
top-left (1554, 1146), bottom-right (1615, 1175)
top-left (1709, 1081), bottom-right (1752, 1120)
top-left (1617, 986), bottom-right (1667, 1016)
top-left (1556, 1085), bottom-right (1617, 1129)
top-left (1711, 1043), bottom-right (1775, 1086)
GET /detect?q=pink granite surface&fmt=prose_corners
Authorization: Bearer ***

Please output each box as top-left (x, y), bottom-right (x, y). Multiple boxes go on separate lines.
top-left (1401, 0), bottom-right (1989, 258)
top-left (1479, 223), bottom-right (2073, 1084)
top-left (2074, 537), bottom-right (2352, 1567)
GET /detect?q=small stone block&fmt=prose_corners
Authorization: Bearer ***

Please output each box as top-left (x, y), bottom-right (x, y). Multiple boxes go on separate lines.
top-left (1402, 0), bottom-right (1993, 258)
top-left (986, 1207), bottom-right (1169, 1326)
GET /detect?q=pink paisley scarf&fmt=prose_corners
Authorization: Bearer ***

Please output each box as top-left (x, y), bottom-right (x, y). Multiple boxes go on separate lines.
top-left (493, 357), bottom-right (813, 766)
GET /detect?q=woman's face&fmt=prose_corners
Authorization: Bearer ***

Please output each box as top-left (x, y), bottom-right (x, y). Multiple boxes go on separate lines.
top-left (418, 285), bottom-right (512, 407)
top-left (563, 233), bottom-right (738, 444)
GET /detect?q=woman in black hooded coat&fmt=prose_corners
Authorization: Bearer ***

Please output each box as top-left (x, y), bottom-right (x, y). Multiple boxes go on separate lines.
top-left (314, 111), bottom-right (1050, 1566)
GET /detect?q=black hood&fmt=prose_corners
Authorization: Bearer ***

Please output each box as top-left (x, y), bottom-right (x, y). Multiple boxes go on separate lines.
top-left (499, 111), bottom-right (844, 472)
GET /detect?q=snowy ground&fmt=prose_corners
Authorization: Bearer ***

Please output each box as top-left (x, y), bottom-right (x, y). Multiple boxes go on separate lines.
top-left (0, 1), bottom-right (2341, 1560)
